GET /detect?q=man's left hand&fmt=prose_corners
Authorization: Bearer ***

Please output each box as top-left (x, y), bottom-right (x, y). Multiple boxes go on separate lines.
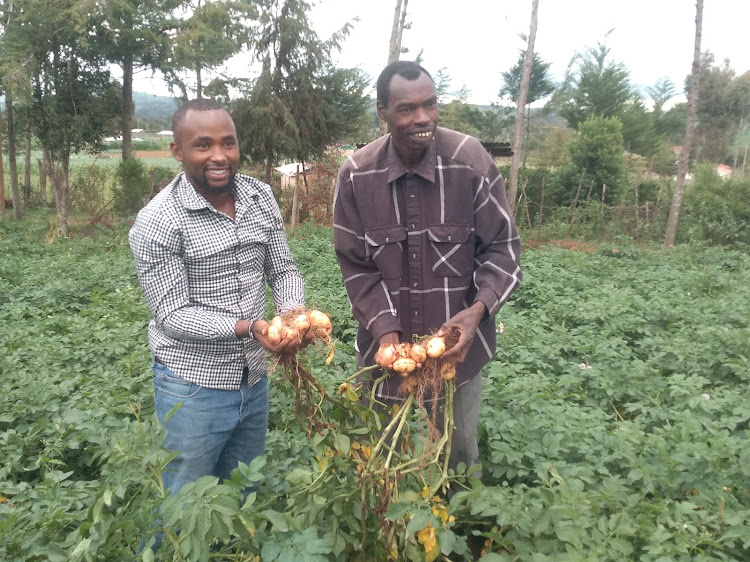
top-left (437, 301), bottom-right (486, 362)
top-left (253, 320), bottom-right (310, 355)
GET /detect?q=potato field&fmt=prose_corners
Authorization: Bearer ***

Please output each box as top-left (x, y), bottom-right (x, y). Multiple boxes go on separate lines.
top-left (2, 214), bottom-right (750, 561)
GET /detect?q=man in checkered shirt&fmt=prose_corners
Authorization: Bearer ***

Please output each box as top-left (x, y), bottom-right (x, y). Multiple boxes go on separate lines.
top-left (333, 62), bottom-right (522, 476)
top-left (129, 99), bottom-right (305, 502)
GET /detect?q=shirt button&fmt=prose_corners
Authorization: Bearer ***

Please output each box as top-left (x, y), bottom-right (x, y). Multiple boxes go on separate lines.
top-left (414, 311), bottom-right (419, 316)
top-left (385, 237), bottom-right (390, 242)
top-left (411, 224), bottom-right (416, 229)
top-left (410, 194), bottom-right (415, 198)
top-left (448, 235), bottom-right (452, 241)
top-left (412, 253), bottom-right (417, 259)
top-left (413, 282), bottom-right (418, 287)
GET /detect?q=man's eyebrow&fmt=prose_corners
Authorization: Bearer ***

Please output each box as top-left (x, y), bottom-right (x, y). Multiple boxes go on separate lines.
top-left (192, 135), bottom-right (237, 142)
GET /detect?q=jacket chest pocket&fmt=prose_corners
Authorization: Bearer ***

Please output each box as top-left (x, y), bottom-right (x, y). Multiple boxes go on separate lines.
top-left (364, 225), bottom-right (407, 279)
top-left (428, 224), bottom-right (474, 277)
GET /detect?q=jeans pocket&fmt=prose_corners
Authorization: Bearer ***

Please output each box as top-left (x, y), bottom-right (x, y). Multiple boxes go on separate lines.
top-left (152, 363), bottom-right (201, 399)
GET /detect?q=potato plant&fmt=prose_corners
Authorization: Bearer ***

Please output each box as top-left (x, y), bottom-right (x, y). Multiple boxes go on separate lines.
top-left (2, 214), bottom-right (750, 561)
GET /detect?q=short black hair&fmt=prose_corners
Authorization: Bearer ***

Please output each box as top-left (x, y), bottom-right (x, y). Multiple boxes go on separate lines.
top-left (376, 61), bottom-right (433, 107)
top-left (171, 98), bottom-right (227, 139)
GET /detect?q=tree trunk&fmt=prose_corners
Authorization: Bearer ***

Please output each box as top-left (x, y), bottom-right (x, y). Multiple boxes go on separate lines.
top-left (382, 0), bottom-right (408, 136)
top-left (732, 116), bottom-right (743, 171)
top-left (122, 54), bottom-right (134, 161)
top-left (387, 0), bottom-right (407, 64)
top-left (0, 102), bottom-right (5, 219)
top-left (522, 105), bottom-right (531, 168)
top-left (5, 93), bottom-right (22, 219)
top-left (48, 146), bottom-right (71, 235)
top-left (196, 64), bottom-right (203, 99)
top-left (538, 176), bottom-right (545, 228)
top-left (264, 144), bottom-right (274, 185)
top-left (39, 154), bottom-right (49, 207)
top-left (290, 164), bottom-right (300, 237)
top-left (24, 120), bottom-right (32, 208)
top-left (508, 0), bottom-right (539, 216)
top-left (568, 169), bottom-right (585, 237)
top-left (665, 0), bottom-right (703, 248)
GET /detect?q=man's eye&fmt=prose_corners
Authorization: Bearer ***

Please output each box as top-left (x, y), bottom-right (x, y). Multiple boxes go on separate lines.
top-left (401, 107), bottom-right (414, 113)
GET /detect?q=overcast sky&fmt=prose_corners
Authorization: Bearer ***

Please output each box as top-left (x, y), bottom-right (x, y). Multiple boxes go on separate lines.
top-left (134, 0), bottom-right (750, 106)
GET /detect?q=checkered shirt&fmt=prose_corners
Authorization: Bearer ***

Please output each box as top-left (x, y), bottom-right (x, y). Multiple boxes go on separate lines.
top-left (333, 127), bottom-right (522, 399)
top-left (129, 172), bottom-right (305, 390)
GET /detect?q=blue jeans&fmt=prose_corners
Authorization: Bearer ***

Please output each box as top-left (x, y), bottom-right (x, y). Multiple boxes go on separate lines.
top-left (152, 362), bottom-right (270, 496)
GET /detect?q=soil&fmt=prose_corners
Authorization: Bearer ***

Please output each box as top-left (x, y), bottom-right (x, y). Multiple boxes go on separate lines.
top-left (522, 239), bottom-right (595, 253)
top-left (101, 150), bottom-right (173, 158)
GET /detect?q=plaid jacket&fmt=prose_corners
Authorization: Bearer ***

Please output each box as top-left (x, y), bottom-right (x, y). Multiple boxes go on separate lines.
top-left (333, 127), bottom-right (522, 399)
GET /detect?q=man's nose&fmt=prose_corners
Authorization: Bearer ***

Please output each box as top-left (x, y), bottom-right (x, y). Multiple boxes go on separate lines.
top-left (209, 145), bottom-right (228, 161)
top-left (414, 106), bottom-right (431, 123)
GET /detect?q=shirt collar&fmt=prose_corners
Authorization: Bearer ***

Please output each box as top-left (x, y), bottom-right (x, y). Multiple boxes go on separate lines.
top-left (386, 133), bottom-right (437, 184)
top-left (174, 172), bottom-right (255, 211)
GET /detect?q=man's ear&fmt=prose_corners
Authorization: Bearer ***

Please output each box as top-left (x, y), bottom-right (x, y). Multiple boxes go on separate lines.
top-left (376, 102), bottom-right (386, 123)
top-left (170, 142), bottom-right (182, 162)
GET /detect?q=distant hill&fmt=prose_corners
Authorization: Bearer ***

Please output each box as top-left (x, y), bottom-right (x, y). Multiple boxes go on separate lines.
top-left (133, 92), bottom-right (178, 122)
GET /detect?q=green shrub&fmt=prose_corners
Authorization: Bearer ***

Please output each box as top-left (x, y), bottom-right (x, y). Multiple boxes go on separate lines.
top-left (681, 165), bottom-right (750, 247)
top-left (112, 157), bottom-right (149, 217)
top-left (70, 164), bottom-right (111, 215)
top-left (148, 165), bottom-right (179, 192)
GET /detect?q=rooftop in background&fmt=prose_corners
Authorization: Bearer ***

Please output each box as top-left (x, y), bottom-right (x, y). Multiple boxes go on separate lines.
top-left (275, 162), bottom-right (312, 177)
top-left (481, 142), bottom-right (513, 158)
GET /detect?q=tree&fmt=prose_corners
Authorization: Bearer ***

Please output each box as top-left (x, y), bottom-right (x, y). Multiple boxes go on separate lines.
top-left (506, 0), bottom-right (541, 215)
top-left (500, 49), bottom-right (555, 168)
top-left (90, 0), bottom-right (185, 161)
top-left (0, 91), bottom-right (5, 219)
top-left (2, 0), bottom-right (121, 233)
top-left (647, 77), bottom-right (677, 114)
top-left (689, 52), bottom-right (735, 162)
top-left (724, 70), bottom-right (750, 170)
top-left (0, 3), bottom-right (30, 218)
top-left (560, 43), bottom-right (633, 130)
top-left (619, 98), bottom-right (660, 157)
top-left (4, 90), bottom-right (21, 219)
top-left (234, 0), bottom-right (365, 183)
top-left (434, 72), bottom-right (506, 140)
top-left (538, 126), bottom-right (573, 169)
top-left (566, 115), bottom-right (628, 203)
top-left (165, 0), bottom-right (253, 100)
top-left (499, 51), bottom-right (555, 108)
top-left (665, 0), bottom-right (703, 248)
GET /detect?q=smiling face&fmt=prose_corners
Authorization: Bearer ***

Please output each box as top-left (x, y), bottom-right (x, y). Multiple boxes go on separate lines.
top-left (170, 108), bottom-right (239, 197)
top-left (377, 71), bottom-right (438, 170)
